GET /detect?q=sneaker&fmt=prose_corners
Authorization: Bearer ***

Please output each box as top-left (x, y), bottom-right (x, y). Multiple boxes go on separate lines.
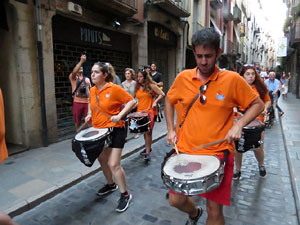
top-left (116, 193), bottom-right (132, 212)
top-left (97, 183), bottom-right (118, 196)
top-left (259, 165), bottom-right (267, 177)
top-left (144, 154), bottom-right (151, 162)
top-left (140, 148), bottom-right (152, 156)
top-left (233, 170), bottom-right (241, 180)
top-left (185, 207), bottom-right (203, 225)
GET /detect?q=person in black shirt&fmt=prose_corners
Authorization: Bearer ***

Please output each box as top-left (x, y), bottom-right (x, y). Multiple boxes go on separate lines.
top-left (150, 63), bottom-right (163, 88)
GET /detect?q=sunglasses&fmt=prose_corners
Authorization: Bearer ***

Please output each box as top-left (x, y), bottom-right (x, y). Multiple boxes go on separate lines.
top-left (199, 80), bottom-right (211, 104)
top-left (243, 64), bottom-right (254, 67)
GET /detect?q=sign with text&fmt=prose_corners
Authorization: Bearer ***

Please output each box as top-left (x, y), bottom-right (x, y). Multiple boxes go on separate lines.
top-left (148, 22), bottom-right (177, 47)
top-left (277, 37), bottom-right (287, 57)
top-left (52, 15), bottom-right (131, 52)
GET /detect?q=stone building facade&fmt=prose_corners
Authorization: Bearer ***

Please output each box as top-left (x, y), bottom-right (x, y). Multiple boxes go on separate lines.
top-left (0, 0), bottom-right (189, 152)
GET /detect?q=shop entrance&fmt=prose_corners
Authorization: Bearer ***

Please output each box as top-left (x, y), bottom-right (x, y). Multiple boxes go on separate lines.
top-left (52, 15), bottom-right (131, 140)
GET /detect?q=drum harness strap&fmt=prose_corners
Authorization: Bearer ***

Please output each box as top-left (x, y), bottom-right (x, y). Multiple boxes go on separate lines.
top-left (178, 80), bottom-right (211, 128)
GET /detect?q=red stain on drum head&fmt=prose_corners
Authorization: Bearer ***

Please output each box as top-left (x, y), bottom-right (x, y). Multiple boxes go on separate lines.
top-left (173, 162), bottom-right (202, 173)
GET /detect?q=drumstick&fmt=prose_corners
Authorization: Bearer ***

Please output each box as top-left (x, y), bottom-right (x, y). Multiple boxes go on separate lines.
top-left (192, 138), bottom-right (227, 150)
top-left (76, 121), bottom-right (88, 133)
top-left (174, 143), bottom-right (179, 155)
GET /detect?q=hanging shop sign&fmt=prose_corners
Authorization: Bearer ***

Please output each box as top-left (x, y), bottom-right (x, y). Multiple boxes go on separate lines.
top-left (52, 15), bottom-right (131, 52)
top-left (148, 22), bottom-right (177, 46)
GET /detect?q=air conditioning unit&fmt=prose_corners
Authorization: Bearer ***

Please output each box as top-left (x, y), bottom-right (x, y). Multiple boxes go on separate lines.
top-left (68, 2), bottom-right (82, 15)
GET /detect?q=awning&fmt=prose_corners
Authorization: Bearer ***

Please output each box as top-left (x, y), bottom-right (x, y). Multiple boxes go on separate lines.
top-left (233, 26), bottom-right (240, 43)
top-left (210, 18), bottom-right (222, 36)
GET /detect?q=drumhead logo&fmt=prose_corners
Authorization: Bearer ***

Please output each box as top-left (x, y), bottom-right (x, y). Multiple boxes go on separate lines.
top-left (216, 91), bottom-right (224, 101)
top-left (105, 94), bottom-right (110, 98)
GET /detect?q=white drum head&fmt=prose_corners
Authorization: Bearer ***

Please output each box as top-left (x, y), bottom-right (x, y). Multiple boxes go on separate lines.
top-left (163, 154), bottom-right (220, 179)
top-left (75, 127), bottom-right (109, 141)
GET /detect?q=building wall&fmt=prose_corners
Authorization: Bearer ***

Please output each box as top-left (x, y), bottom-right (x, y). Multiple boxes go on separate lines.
top-left (1, 0), bottom-right (44, 148)
top-left (1, 0), bottom-right (187, 150)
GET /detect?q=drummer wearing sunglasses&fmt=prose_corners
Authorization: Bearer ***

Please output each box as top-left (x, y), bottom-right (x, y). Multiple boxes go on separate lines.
top-left (164, 28), bottom-right (264, 225)
top-left (85, 62), bottom-right (136, 213)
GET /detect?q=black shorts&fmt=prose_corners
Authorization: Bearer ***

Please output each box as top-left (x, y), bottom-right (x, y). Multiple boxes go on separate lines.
top-left (108, 127), bottom-right (126, 149)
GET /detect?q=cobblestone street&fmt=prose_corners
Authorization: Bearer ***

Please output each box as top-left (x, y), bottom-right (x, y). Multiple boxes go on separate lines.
top-left (14, 117), bottom-right (298, 225)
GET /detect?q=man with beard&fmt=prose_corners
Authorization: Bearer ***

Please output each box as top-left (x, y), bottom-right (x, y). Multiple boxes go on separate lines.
top-left (164, 28), bottom-right (264, 225)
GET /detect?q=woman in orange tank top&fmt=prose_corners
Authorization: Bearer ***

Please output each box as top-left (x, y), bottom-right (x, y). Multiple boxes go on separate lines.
top-left (134, 70), bottom-right (165, 162)
top-left (233, 65), bottom-right (271, 180)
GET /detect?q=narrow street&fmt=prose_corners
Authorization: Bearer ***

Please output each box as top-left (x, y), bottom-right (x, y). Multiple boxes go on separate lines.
top-left (14, 118), bottom-right (298, 225)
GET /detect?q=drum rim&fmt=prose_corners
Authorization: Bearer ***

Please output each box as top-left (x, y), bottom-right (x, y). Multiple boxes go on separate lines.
top-left (127, 112), bottom-right (149, 117)
top-left (75, 127), bottom-right (110, 141)
top-left (162, 154), bottom-right (221, 181)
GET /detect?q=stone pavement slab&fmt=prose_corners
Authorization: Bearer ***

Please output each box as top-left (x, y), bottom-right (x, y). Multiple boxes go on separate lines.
top-left (279, 93), bottom-right (300, 224)
top-left (13, 118), bottom-right (298, 225)
top-left (0, 117), bottom-right (167, 216)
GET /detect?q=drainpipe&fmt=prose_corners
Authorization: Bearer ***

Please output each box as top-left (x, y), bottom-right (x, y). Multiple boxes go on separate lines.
top-left (35, 0), bottom-right (48, 146)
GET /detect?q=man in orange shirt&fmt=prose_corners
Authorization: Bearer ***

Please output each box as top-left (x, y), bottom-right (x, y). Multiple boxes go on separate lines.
top-left (69, 54), bottom-right (91, 130)
top-left (164, 28), bottom-right (264, 225)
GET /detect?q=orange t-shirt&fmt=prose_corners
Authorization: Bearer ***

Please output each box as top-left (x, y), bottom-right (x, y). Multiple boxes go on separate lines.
top-left (0, 89), bottom-right (8, 163)
top-left (89, 83), bottom-right (133, 128)
top-left (238, 85), bottom-right (270, 122)
top-left (167, 66), bottom-right (259, 156)
top-left (136, 89), bottom-right (155, 114)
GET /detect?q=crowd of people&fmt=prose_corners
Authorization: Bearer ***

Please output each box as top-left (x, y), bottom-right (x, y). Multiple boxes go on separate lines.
top-left (0, 27), bottom-right (293, 225)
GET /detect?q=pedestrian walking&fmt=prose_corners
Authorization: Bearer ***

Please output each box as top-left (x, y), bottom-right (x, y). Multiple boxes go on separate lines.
top-left (135, 69), bottom-right (165, 162)
top-left (150, 63), bottom-right (163, 88)
top-left (164, 28), bottom-right (264, 225)
top-left (281, 72), bottom-right (290, 99)
top-left (85, 62), bottom-right (136, 212)
top-left (150, 63), bottom-right (164, 122)
top-left (122, 68), bottom-right (139, 139)
top-left (265, 71), bottom-right (284, 116)
top-left (233, 65), bottom-right (271, 180)
top-left (69, 53), bottom-right (91, 130)
top-left (122, 68), bottom-right (136, 97)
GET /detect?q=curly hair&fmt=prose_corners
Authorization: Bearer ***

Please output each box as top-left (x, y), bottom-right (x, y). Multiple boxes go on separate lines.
top-left (239, 65), bottom-right (268, 100)
top-left (134, 70), bottom-right (155, 96)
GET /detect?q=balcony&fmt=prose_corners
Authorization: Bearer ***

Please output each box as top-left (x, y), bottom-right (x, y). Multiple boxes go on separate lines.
top-left (233, 5), bottom-right (241, 24)
top-left (152, 0), bottom-right (190, 18)
top-left (221, 39), bottom-right (234, 55)
top-left (289, 20), bottom-right (300, 47)
top-left (223, 4), bottom-right (233, 22)
top-left (87, 0), bottom-right (138, 17)
top-left (210, 0), bottom-right (223, 9)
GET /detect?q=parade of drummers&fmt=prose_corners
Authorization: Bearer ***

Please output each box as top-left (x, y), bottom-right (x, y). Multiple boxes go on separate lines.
top-left (1, 0), bottom-right (300, 225)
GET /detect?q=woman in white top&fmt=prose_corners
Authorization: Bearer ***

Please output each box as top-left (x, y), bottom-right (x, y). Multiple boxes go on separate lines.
top-left (281, 72), bottom-right (290, 99)
top-left (122, 68), bottom-right (138, 139)
top-left (122, 68), bottom-right (136, 96)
